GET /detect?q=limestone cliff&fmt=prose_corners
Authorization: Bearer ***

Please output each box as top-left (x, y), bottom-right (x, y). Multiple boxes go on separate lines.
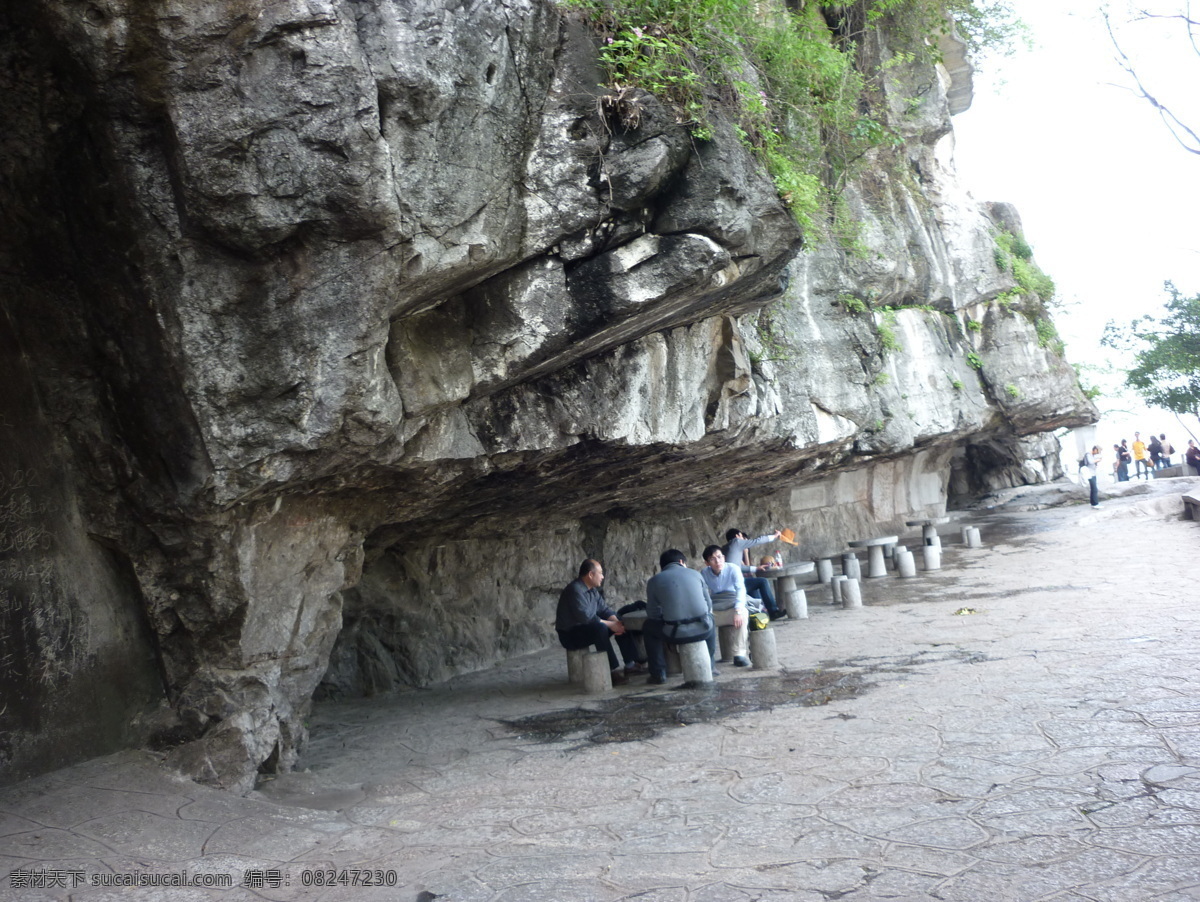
top-left (0, 0), bottom-right (1095, 791)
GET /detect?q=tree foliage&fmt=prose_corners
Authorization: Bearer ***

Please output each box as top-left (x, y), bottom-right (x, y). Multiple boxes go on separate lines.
top-left (1102, 282), bottom-right (1200, 417)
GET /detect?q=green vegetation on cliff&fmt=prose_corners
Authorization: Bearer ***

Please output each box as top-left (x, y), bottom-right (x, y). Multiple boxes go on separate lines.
top-left (563, 0), bottom-right (1020, 236)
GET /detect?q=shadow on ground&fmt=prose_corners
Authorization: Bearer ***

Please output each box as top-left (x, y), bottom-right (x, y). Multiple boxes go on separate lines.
top-left (503, 648), bottom-right (995, 745)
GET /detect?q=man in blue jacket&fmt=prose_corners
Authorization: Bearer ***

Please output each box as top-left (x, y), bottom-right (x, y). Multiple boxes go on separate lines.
top-left (643, 549), bottom-right (719, 685)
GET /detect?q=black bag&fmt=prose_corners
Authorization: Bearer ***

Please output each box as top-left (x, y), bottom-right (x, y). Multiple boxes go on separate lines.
top-left (1078, 454), bottom-right (1088, 469)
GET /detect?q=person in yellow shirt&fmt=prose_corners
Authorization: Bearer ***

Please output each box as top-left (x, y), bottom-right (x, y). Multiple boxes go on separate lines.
top-left (1132, 432), bottom-right (1150, 480)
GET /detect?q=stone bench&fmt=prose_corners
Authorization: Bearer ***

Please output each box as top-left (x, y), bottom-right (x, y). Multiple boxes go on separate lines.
top-left (905, 517), bottom-right (950, 547)
top-left (1184, 492), bottom-right (1200, 521)
top-left (758, 561), bottom-right (815, 619)
top-left (847, 535), bottom-right (899, 578)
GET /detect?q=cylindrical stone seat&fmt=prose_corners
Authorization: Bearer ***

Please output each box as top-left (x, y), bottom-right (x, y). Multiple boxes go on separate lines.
top-left (749, 629), bottom-right (779, 670)
top-left (842, 577), bottom-right (863, 609)
top-left (783, 587), bottom-right (808, 619)
top-left (581, 651), bottom-right (613, 694)
top-left (922, 545), bottom-right (942, 571)
top-left (831, 574), bottom-right (847, 603)
top-left (566, 648), bottom-right (589, 684)
top-left (966, 526), bottom-right (982, 548)
top-left (679, 640), bottom-right (713, 684)
top-left (816, 558), bottom-right (834, 584)
top-left (666, 645), bottom-right (682, 675)
top-left (897, 549), bottom-right (917, 578)
top-left (841, 553), bottom-right (861, 580)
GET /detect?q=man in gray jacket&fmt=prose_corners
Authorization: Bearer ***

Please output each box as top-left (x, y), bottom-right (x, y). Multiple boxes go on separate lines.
top-left (643, 549), bottom-right (719, 685)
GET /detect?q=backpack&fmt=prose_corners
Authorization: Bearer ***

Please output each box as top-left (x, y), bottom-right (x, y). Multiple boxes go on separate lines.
top-left (1078, 454), bottom-right (1088, 469)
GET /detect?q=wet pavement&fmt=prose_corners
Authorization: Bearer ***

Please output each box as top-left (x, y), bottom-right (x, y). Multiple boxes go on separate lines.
top-left (3, 477), bottom-right (1200, 901)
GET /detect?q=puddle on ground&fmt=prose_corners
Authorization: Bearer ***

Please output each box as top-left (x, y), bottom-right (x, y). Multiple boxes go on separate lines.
top-left (503, 648), bottom-right (995, 745)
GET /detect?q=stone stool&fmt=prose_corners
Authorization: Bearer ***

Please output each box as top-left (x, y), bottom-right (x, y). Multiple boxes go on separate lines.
top-left (897, 548), bottom-right (917, 578)
top-left (566, 648), bottom-right (588, 684)
top-left (831, 574), bottom-right (847, 604)
top-left (841, 577), bottom-right (863, 609)
top-left (749, 628), bottom-right (779, 670)
top-left (816, 557), bottom-right (835, 584)
top-left (922, 544), bottom-right (942, 571)
top-left (679, 641), bottom-right (713, 684)
top-left (965, 526), bottom-right (982, 548)
top-left (581, 650), bottom-right (613, 694)
top-left (666, 645), bottom-right (682, 675)
top-left (841, 552), bottom-right (862, 580)
top-left (783, 587), bottom-right (808, 619)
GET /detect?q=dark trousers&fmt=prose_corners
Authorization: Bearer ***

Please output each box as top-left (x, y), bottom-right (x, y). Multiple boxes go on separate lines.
top-left (1089, 475), bottom-right (1099, 506)
top-left (1135, 459), bottom-right (1151, 479)
top-left (642, 619), bottom-right (717, 679)
top-left (744, 576), bottom-right (778, 613)
top-left (1117, 461), bottom-right (1129, 482)
top-left (557, 622), bottom-right (636, 671)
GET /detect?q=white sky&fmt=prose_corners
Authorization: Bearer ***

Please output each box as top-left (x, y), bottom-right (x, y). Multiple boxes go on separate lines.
top-left (950, 0), bottom-right (1200, 444)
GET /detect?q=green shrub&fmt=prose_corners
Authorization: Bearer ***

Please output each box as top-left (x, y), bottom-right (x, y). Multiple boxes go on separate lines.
top-left (838, 294), bottom-right (868, 314)
top-left (1034, 317), bottom-right (1059, 349)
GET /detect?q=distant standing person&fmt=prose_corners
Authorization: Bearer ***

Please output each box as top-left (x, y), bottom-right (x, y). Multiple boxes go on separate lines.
top-left (1082, 445), bottom-right (1102, 508)
top-left (1132, 432), bottom-right (1150, 480)
top-left (1159, 433), bottom-right (1175, 467)
top-left (643, 549), bottom-right (719, 685)
top-left (1186, 439), bottom-right (1200, 476)
top-left (1148, 433), bottom-right (1163, 470)
top-left (555, 559), bottom-right (637, 686)
top-left (1117, 440), bottom-right (1131, 482)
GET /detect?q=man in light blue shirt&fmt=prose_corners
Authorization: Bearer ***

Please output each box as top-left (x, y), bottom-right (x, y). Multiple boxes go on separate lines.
top-left (701, 545), bottom-right (750, 667)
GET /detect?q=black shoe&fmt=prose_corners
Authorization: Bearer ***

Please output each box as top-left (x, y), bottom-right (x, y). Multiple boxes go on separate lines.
top-left (610, 669), bottom-right (628, 686)
top-left (648, 674), bottom-right (667, 685)
top-left (734, 656), bottom-right (751, 667)
top-left (769, 610), bottom-right (787, 620)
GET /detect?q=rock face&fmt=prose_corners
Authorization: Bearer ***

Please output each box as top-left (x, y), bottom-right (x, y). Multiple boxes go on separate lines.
top-left (0, 1), bottom-right (1095, 791)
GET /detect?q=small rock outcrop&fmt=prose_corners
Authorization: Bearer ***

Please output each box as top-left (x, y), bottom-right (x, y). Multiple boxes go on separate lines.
top-left (0, 0), bottom-right (1095, 791)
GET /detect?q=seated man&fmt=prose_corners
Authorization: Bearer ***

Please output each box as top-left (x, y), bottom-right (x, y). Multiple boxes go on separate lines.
top-left (555, 559), bottom-right (641, 685)
top-left (723, 528), bottom-right (785, 620)
top-left (643, 549), bottom-right (719, 685)
top-left (701, 545), bottom-right (750, 667)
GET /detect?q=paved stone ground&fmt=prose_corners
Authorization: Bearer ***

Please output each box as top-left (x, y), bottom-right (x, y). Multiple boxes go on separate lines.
top-left (2, 477), bottom-right (1199, 901)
